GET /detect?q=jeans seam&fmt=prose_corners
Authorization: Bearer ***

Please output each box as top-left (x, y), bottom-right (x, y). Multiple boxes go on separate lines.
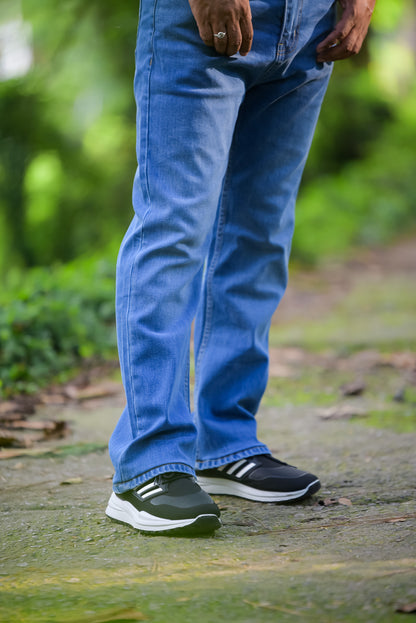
top-left (276, 0), bottom-right (304, 62)
top-left (194, 172), bottom-right (230, 384)
top-left (125, 210), bottom-right (151, 442)
top-left (125, 1), bottom-right (158, 437)
top-left (184, 343), bottom-right (190, 412)
top-left (142, 0), bottom-right (158, 204)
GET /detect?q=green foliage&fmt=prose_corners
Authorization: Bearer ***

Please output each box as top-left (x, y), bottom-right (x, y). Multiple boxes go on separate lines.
top-left (0, 0), bottom-right (415, 271)
top-left (0, 0), bottom-right (415, 394)
top-left (0, 257), bottom-right (116, 397)
top-left (301, 67), bottom-right (394, 185)
top-left (293, 84), bottom-right (416, 264)
top-left (0, 1), bottom-right (137, 273)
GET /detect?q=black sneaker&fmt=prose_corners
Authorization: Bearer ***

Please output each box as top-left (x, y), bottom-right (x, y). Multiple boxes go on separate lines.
top-left (196, 454), bottom-right (320, 502)
top-left (105, 472), bottom-right (222, 536)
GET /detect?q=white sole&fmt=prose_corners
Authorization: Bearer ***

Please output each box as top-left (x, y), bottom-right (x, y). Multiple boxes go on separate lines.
top-left (196, 476), bottom-right (320, 502)
top-left (105, 492), bottom-right (220, 533)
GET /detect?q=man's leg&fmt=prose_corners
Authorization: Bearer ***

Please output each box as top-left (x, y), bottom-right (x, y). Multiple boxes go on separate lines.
top-left (107, 0), bottom-right (256, 534)
top-left (194, 2), bottom-right (335, 499)
top-left (108, 0), bottom-right (246, 495)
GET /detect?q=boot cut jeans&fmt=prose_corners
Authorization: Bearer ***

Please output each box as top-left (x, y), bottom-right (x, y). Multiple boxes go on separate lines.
top-left (109, 0), bottom-right (336, 493)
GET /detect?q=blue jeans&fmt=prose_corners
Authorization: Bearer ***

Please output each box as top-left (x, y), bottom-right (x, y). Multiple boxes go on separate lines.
top-left (109, 0), bottom-right (335, 493)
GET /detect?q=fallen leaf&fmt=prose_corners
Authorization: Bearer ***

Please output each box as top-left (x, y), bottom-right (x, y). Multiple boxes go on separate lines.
top-left (0, 429), bottom-right (39, 448)
top-left (268, 363), bottom-right (295, 378)
top-left (318, 497), bottom-right (352, 507)
top-left (60, 477), bottom-right (83, 485)
top-left (0, 412), bottom-right (25, 424)
top-left (8, 420), bottom-right (67, 434)
top-left (0, 401), bottom-right (35, 416)
top-left (380, 352), bottom-right (416, 370)
top-left (321, 498), bottom-right (339, 506)
top-left (0, 419), bottom-right (69, 449)
top-left (396, 602), bottom-right (416, 614)
top-left (317, 405), bottom-right (367, 420)
top-left (40, 393), bottom-right (68, 405)
top-left (0, 429), bottom-right (22, 447)
top-left (338, 497), bottom-right (353, 506)
top-left (64, 382), bottom-right (121, 401)
top-left (0, 402), bottom-right (17, 415)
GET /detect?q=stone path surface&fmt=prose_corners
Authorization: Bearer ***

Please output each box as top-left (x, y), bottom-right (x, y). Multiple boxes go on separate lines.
top-left (0, 240), bottom-right (415, 623)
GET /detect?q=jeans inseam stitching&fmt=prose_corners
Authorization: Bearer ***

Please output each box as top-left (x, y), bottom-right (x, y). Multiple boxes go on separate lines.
top-left (124, 211), bottom-right (150, 451)
top-left (125, 1), bottom-right (158, 441)
top-left (183, 342), bottom-right (191, 412)
top-left (194, 172), bottom-right (230, 385)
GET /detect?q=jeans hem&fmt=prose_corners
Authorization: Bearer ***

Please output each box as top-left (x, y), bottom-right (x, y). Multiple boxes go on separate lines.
top-left (195, 444), bottom-right (270, 470)
top-left (112, 462), bottom-right (195, 494)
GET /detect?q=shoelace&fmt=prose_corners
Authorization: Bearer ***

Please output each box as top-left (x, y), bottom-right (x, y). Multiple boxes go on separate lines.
top-left (155, 472), bottom-right (193, 486)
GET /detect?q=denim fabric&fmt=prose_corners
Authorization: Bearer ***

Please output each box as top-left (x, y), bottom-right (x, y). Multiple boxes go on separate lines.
top-left (109, 0), bottom-right (335, 493)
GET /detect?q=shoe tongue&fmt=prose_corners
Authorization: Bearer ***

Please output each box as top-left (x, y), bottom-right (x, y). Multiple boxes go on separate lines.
top-left (158, 472), bottom-right (191, 484)
top-left (255, 454), bottom-right (288, 467)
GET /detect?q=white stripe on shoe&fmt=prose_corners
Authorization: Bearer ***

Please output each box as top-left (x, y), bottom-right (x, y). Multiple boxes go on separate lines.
top-left (136, 481), bottom-right (164, 500)
top-left (224, 459), bottom-right (256, 478)
top-left (225, 459), bottom-right (247, 475)
top-left (234, 461), bottom-right (256, 479)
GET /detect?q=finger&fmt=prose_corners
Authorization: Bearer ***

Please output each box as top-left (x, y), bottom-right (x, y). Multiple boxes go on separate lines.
top-left (239, 14), bottom-right (253, 56)
top-left (198, 22), bottom-right (215, 48)
top-left (211, 24), bottom-right (228, 54)
top-left (316, 15), bottom-right (354, 57)
top-left (317, 28), bottom-right (362, 62)
top-left (225, 23), bottom-right (242, 56)
top-left (316, 28), bottom-right (351, 56)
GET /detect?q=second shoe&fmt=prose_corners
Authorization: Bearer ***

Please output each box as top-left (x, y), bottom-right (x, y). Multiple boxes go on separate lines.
top-left (196, 454), bottom-right (320, 502)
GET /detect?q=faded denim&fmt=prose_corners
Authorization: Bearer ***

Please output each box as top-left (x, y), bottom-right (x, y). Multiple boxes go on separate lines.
top-left (109, 0), bottom-right (335, 493)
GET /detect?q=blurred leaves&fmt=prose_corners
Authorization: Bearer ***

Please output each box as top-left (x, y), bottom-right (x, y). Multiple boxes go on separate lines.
top-left (294, 83), bottom-right (416, 263)
top-left (0, 0), bottom-right (415, 273)
top-left (0, 257), bottom-right (116, 397)
top-left (0, 0), bottom-right (137, 272)
top-left (0, 0), bottom-right (415, 394)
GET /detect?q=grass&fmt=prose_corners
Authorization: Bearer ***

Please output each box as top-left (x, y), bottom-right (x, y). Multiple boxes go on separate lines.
top-left (264, 267), bottom-right (416, 434)
top-left (1, 543), bottom-right (415, 623)
top-left (362, 407), bottom-right (416, 434)
top-left (269, 277), bottom-right (416, 354)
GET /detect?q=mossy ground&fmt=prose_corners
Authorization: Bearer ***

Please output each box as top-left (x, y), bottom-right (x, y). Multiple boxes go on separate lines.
top-left (0, 242), bottom-right (415, 622)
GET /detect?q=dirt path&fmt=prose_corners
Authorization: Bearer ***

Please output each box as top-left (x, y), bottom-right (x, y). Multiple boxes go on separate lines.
top-left (0, 240), bottom-right (415, 623)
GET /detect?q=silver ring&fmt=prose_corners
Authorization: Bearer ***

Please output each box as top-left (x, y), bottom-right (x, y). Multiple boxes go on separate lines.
top-left (214, 31), bottom-right (226, 39)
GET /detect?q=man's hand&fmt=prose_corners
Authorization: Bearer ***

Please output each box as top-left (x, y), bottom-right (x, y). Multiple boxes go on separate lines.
top-left (316, 0), bottom-right (376, 62)
top-left (188, 0), bottom-right (253, 56)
